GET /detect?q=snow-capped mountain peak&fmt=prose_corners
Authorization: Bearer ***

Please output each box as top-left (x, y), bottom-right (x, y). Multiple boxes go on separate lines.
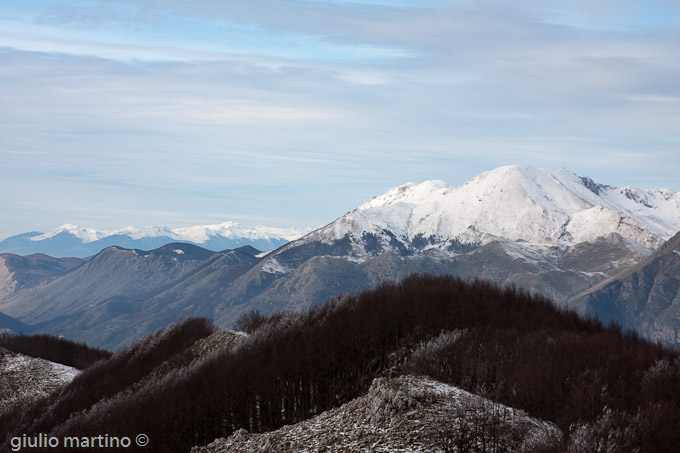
top-left (30, 224), bottom-right (106, 243)
top-left (306, 165), bottom-right (680, 257)
top-left (27, 222), bottom-right (308, 245)
top-left (3, 221), bottom-right (311, 257)
top-left (111, 225), bottom-right (176, 240)
top-left (173, 221), bottom-right (310, 243)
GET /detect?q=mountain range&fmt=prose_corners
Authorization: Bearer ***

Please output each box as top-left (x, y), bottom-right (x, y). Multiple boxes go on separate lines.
top-left (0, 222), bottom-right (310, 258)
top-left (1, 165), bottom-right (678, 349)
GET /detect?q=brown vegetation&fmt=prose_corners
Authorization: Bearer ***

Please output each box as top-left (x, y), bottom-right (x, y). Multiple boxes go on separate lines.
top-left (2, 275), bottom-right (679, 452)
top-left (0, 332), bottom-right (111, 369)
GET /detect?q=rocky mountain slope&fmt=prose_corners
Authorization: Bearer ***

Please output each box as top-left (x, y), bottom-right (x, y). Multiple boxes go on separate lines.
top-left (1, 243), bottom-right (222, 324)
top-left (0, 311), bottom-right (28, 333)
top-left (0, 244), bottom-right (259, 348)
top-left (193, 375), bottom-right (560, 453)
top-left (0, 253), bottom-right (83, 303)
top-left (569, 231), bottom-right (680, 344)
top-left (0, 221), bottom-right (308, 258)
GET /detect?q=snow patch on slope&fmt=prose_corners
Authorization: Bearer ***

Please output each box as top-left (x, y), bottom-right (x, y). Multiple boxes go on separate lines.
top-left (48, 359), bottom-right (79, 383)
top-left (565, 206), bottom-right (662, 250)
top-left (262, 258), bottom-right (290, 275)
top-left (0, 350), bottom-right (78, 415)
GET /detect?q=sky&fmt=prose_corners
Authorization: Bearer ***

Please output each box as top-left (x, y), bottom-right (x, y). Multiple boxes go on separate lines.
top-left (1, 0), bottom-right (679, 239)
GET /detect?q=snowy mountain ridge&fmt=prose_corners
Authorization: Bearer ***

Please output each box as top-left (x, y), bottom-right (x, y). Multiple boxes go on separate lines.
top-left (308, 165), bottom-right (680, 257)
top-left (0, 221), bottom-right (312, 257)
top-left (30, 221), bottom-right (309, 244)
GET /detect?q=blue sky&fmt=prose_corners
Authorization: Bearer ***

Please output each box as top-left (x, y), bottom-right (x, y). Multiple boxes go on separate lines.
top-left (1, 0), bottom-right (679, 239)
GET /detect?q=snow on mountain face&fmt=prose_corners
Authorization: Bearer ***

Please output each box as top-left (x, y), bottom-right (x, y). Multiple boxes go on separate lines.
top-left (30, 222), bottom-right (308, 245)
top-left (31, 224), bottom-right (105, 243)
top-left (173, 221), bottom-right (309, 243)
top-left (0, 222), bottom-right (312, 257)
top-left (309, 165), bottom-right (680, 256)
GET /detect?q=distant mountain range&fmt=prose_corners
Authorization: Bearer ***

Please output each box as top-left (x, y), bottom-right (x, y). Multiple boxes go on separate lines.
top-left (0, 222), bottom-right (311, 258)
top-left (1, 165), bottom-right (679, 349)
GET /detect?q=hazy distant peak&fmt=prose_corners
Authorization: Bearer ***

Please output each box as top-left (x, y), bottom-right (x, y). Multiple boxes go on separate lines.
top-left (26, 222), bottom-right (309, 245)
top-left (173, 221), bottom-right (310, 243)
top-left (2, 221), bottom-right (311, 257)
top-left (30, 224), bottom-right (105, 244)
top-left (112, 225), bottom-right (176, 240)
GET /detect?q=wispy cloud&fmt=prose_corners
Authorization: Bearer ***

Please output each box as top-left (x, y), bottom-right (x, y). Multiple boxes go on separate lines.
top-left (1, 0), bottom-right (679, 238)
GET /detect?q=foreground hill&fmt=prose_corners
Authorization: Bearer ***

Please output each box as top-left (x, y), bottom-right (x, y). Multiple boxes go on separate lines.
top-left (194, 375), bottom-right (560, 453)
top-left (3, 275), bottom-right (679, 452)
top-left (191, 376), bottom-right (562, 453)
top-left (0, 332), bottom-right (111, 370)
top-left (0, 332), bottom-right (108, 419)
top-left (0, 349), bottom-right (78, 416)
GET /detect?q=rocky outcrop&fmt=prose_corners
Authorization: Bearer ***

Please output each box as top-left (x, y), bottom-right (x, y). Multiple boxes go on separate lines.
top-left (363, 377), bottom-right (419, 424)
top-left (192, 375), bottom-right (561, 453)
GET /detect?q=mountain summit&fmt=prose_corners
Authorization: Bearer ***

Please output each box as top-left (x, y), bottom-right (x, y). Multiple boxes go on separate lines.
top-left (296, 165), bottom-right (680, 259)
top-left (204, 165), bottom-right (679, 343)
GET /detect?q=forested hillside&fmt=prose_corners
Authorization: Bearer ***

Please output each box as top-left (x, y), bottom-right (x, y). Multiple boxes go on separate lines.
top-left (3, 275), bottom-right (679, 452)
top-left (0, 333), bottom-right (111, 370)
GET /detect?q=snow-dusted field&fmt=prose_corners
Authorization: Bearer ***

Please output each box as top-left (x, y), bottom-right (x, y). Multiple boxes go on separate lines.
top-left (0, 350), bottom-right (78, 416)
